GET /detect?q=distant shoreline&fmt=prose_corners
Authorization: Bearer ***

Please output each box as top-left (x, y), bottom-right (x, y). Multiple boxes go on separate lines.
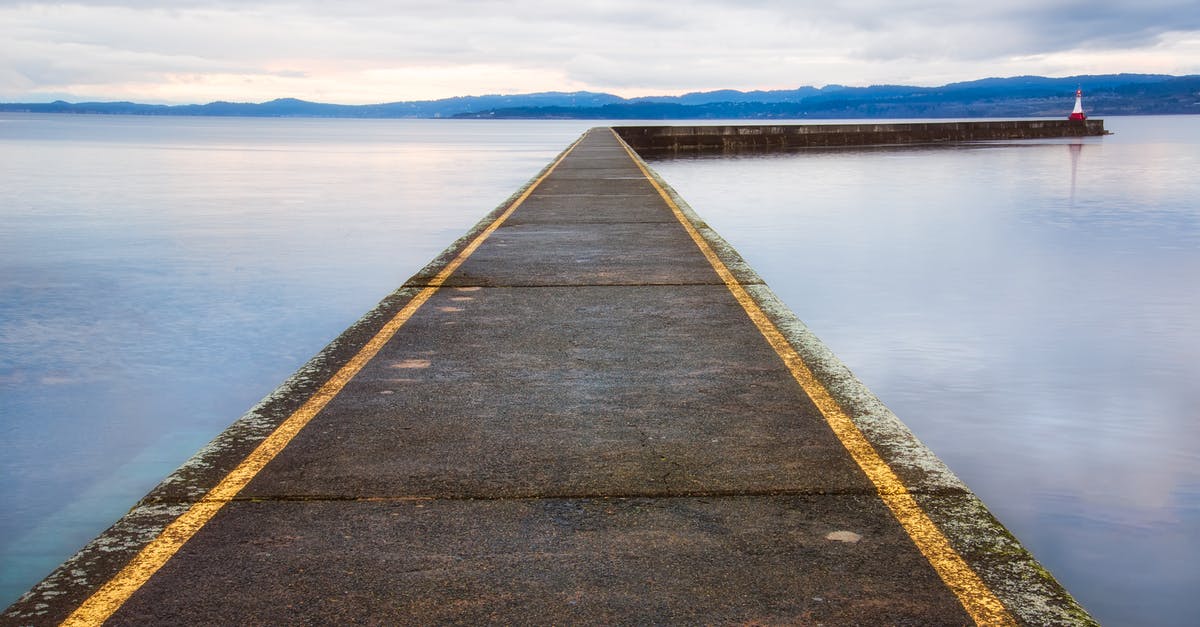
top-left (3, 73), bottom-right (1198, 119)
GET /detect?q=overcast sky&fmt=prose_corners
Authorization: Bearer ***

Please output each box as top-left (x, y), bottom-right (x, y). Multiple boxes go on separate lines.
top-left (2, 0), bottom-right (1199, 104)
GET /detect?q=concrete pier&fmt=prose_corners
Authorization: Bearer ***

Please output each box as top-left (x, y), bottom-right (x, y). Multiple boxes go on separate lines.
top-left (5, 128), bottom-right (1095, 625)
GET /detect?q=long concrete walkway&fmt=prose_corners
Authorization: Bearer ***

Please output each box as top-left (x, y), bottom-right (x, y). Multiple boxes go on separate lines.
top-left (5, 129), bottom-right (1092, 626)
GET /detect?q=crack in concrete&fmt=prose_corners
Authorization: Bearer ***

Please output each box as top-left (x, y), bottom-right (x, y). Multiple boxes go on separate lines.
top-left (401, 281), bottom-right (763, 288)
top-left (133, 485), bottom-right (974, 507)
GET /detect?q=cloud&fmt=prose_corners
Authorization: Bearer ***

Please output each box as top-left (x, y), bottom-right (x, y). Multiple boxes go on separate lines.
top-left (2, 1), bottom-right (1198, 103)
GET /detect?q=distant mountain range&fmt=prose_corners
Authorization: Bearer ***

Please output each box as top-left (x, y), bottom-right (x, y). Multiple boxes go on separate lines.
top-left (3, 74), bottom-right (1197, 119)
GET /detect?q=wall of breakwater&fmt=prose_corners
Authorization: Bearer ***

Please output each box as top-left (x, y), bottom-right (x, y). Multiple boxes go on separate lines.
top-left (614, 120), bottom-right (1107, 155)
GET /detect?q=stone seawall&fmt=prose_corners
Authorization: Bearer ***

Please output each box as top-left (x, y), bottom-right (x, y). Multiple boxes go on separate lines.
top-left (614, 120), bottom-right (1107, 155)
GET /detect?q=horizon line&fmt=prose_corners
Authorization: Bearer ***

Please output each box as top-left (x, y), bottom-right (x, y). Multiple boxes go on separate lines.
top-left (3, 72), bottom-right (1194, 108)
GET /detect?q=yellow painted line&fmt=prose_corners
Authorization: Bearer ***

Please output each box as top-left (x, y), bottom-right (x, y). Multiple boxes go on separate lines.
top-left (612, 129), bottom-right (1015, 626)
top-left (60, 134), bottom-right (586, 627)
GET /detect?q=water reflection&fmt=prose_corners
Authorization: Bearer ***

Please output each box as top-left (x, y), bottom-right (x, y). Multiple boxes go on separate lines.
top-left (1070, 142), bottom-right (1082, 202)
top-left (649, 117), bottom-right (1200, 626)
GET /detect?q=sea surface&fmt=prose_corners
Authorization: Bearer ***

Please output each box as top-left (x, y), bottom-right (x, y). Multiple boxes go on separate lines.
top-left (2, 114), bottom-right (1197, 625)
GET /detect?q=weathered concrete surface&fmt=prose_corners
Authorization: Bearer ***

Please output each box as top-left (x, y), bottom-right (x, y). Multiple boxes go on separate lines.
top-left (97, 497), bottom-right (968, 625)
top-left (4, 128), bottom-right (1095, 626)
top-left (615, 120), bottom-right (1107, 155)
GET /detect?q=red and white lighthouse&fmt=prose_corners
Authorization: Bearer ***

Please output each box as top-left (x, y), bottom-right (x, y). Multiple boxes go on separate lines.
top-left (1069, 88), bottom-right (1086, 121)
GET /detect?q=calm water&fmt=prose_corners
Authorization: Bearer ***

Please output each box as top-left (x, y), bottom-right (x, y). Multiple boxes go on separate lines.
top-left (651, 116), bottom-right (1200, 626)
top-left (2, 115), bottom-right (1197, 625)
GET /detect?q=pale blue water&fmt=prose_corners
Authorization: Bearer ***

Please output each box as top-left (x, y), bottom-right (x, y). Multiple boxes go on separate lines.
top-left (2, 115), bottom-right (1197, 625)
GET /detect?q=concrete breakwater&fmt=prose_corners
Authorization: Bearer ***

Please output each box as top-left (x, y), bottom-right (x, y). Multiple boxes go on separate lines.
top-left (614, 120), bottom-right (1107, 155)
top-left (3, 128), bottom-right (1095, 626)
